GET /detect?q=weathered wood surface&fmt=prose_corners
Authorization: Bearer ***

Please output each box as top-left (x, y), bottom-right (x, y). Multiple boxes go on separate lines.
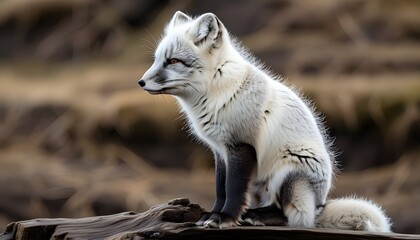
top-left (1, 198), bottom-right (419, 240)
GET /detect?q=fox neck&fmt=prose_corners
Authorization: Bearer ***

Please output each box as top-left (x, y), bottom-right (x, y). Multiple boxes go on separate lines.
top-left (176, 45), bottom-right (249, 141)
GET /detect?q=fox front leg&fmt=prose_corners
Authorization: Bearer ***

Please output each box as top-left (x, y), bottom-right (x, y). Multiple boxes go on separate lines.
top-left (197, 153), bottom-right (226, 226)
top-left (203, 144), bottom-right (256, 228)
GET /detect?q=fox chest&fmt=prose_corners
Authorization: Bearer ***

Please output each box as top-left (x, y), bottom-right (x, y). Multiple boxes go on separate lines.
top-left (189, 110), bottom-right (256, 155)
top-left (182, 96), bottom-right (260, 154)
top-left (192, 116), bottom-right (230, 148)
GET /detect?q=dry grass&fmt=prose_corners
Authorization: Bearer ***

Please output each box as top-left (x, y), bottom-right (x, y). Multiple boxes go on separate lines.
top-left (0, 61), bottom-right (418, 233)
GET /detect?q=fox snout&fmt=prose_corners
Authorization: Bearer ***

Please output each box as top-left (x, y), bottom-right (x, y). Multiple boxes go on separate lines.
top-left (138, 79), bottom-right (146, 87)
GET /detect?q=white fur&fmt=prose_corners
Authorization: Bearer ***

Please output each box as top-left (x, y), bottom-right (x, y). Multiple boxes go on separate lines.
top-left (140, 11), bottom-right (391, 232)
top-left (284, 180), bottom-right (316, 227)
top-left (316, 197), bottom-right (392, 232)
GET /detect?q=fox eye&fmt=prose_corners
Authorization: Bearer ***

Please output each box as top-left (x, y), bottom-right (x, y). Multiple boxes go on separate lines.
top-left (168, 58), bottom-right (180, 64)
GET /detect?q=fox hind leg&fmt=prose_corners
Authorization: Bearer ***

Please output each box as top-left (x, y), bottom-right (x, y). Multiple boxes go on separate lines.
top-left (241, 204), bottom-right (288, 226)
top-left (279, 173), bottom-right (318, 228)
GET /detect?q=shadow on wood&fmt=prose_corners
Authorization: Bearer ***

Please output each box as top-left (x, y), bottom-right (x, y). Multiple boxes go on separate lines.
top-left (1, 198), bottom-right (419, 240)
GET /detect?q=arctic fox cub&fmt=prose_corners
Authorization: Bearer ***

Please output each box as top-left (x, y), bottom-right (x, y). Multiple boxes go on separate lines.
top-left (138, 11), bottom-right (391, 232)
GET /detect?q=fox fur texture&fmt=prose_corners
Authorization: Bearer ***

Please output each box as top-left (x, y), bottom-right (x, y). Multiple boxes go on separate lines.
top-left (138, 11), bottom-right (391, 232)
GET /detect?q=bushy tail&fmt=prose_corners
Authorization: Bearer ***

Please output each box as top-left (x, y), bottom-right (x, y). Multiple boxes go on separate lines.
top-left (315, 197), bottom-right (392, 232)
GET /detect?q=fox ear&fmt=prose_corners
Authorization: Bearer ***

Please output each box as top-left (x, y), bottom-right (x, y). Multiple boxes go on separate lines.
top-left (192, 13), bottom-right (223, 49)
top-left (168, 11), bottom-right (192, 28)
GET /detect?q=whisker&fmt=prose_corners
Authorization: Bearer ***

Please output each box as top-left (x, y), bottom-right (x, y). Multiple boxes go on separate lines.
top-left (145, 27), bottom-right (159, 48)
top-left (140, 29), bottom-right (159, 59)
top-left (140, 39), bottom-right (157, 52)
top-left (162, 95), bottom-right (171, 106)
top-left (140, 46), bottom-right (155, 57)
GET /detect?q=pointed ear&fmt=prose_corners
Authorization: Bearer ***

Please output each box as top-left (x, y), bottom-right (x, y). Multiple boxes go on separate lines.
top-left (168, 11), bottom-right (192, 28)
top-left (191, 13), bottom-right (224, 49)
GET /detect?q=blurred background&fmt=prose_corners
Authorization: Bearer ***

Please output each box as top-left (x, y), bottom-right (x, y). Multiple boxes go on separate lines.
top-left (0, 0), bottom-right (419, 234)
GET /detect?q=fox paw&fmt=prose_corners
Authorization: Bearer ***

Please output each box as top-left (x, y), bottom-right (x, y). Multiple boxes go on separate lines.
top-left (203, 213), bottom-right (237, 229)
top-left (196, 212), bottom-right (212, 226)
top-left (241, 217), bottom-right (265, 226)
top-left (241, 211), bottom-right (265, 226)
top-left (241, 208), bottom-right (287, 226)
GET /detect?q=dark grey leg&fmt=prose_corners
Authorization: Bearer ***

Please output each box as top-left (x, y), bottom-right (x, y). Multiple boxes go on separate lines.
top-left (241, 204), bottom-right (288, 226)
top-left (197, 153), bottom-right (226, 225)
top-left (204, 143), bottom-right (256, 228)
top-left (212, 155), bottom-right (227, 212)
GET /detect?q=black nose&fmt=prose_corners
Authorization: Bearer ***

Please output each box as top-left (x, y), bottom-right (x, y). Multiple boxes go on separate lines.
top-left (138, 79), bottom-right (146, 87)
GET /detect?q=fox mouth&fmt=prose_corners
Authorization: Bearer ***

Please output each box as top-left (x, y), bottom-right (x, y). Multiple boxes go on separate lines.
top-left (144, 87), bottom-right (178, 95)
top-left (139, 79), bottom-right (189, 95)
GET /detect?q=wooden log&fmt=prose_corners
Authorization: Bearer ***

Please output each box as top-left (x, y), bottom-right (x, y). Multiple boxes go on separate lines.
top-left (1, 198), bottom-right (419, 240)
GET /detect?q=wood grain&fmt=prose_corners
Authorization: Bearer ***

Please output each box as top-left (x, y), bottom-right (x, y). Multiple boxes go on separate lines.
top-left (1, 198), bottom-right (419, 240)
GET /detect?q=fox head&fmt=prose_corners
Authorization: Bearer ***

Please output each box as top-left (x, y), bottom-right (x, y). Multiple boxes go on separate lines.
top-left (138, 11), bottom-right (230, 98)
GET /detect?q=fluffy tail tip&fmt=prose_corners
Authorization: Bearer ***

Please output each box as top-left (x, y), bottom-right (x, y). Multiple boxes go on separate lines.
top-left (316, 197), bottom-right (392, 232)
